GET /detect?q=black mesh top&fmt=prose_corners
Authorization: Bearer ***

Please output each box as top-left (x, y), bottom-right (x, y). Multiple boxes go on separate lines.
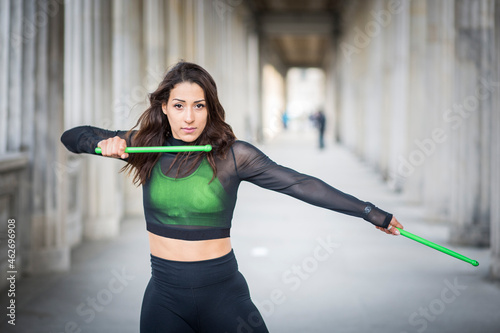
top-left (61, 126), bottom-right (392, 240)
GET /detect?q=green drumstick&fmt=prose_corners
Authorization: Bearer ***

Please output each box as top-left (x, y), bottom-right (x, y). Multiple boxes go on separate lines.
top-left (95, 145), bottom-right (212, 154)
top-left (396, 227), bottom-right (479, 267)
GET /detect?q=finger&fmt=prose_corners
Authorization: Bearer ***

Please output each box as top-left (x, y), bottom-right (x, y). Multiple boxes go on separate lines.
top-left (97, 140), bottom-right (105, 156)
top-left (388, 217), bottom-right (402, 235)
top-left (118, 143), bottom-right (127, 159)
top-left (106, 139), bottom-right (116, 157)
top-left (388, 226), bottom-right (400, 235)
top-left (108, 138), bottom-right (118, 156)
top-left (390, 217), bottom-right (403, 227)
top-left (394, 221), bottom-right (404, 229)
top-left (103, 138), bottom-right (116, 157)
top-left (115, 138), bottom-right (127, 159)
top-left (100, 140), bottom-right (109, 156)
top-left (120, 149), bottom-right (128, 159)
top-left (111, 137), bottom-right (124, 157)
top-left (392, 218), bottom-right (404, 228)
top-left (375, 225), bottom-right (392, 235)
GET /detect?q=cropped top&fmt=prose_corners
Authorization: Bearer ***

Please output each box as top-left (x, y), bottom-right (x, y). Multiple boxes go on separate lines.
top-left (60, 126), bottom-right (393, 241)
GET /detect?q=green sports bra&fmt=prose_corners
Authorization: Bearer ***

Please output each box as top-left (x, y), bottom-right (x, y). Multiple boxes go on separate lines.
top-left (143, 157), bottom-right (233, 240)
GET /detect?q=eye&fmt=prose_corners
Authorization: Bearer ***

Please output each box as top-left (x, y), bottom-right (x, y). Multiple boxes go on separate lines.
top-left (195, 103), bottom-right (205, 109)
top-left (174, 103), bottom-right (183, 109)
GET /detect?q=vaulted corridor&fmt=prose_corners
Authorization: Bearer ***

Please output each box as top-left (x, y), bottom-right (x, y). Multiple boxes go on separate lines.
top-left (1, 0), bottom-right (500, 331)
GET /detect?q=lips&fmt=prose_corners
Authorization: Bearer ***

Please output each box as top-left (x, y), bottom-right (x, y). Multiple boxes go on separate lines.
top-left (182, 127), bottom-right (196, 134)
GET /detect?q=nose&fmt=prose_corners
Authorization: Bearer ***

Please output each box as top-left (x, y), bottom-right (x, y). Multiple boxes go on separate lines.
top-left (184, 107), bottom-right (194, 124)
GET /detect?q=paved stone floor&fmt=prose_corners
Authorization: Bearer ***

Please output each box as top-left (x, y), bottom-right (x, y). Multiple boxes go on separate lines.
top-left (2, 129), bottom-right (499, 333)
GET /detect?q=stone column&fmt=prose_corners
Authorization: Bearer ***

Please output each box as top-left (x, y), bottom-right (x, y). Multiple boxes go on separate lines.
top-left (449, 0), bottom-right (494, 246)
top-left (330, 24), bottom-right (343, 144)
top-left (0, 0), bottom-right (10, 153)
top-left (7, 0), bottom-right (22, 152)
top-left (22, 0), bottom-right (36, 158)
top-left (183, 0), bottom-right (195, 61)
top-left (490, 0), bottom-right (500, 279)
top-left (351, 2), bottom-right (369, 158)
top-left (246, 30), bottom-right (260, 141)
top-left (336, 1), bottom-right (359, 152)
top-left (378, 0), bottom-right (396, 177)
top-left (323, 38), bottom-right (336, 145)
top-left (224, 6), bottom-right (251, 137)
top-left (363, 0), bottom-right (384, 170)
top-left (402, 0), bottom-right (427, 201)
top-left (19, 0), bottom-right (37, 265)
top-left (63, 0), bottom-right (85, 246)
top-left (29, 0), bottom-right (70, 273)
top-left (417, 1), bottom-right (455, 220)
top-left (89, 0), bottom-right (128, 239)
top-left (386, 0), bottom-right (410, 190)
top-left (218, 1), bottom-right (232, 123)
top-left (112, 0), bottom-right (145, 218)
top-left (112, 0), bottom-right (144, 129)
top-left (167, 0), bottom-right (182, 65)
top-left (0, 0), bottom-right (30, 287)
top-left (194, 0), bottom-right (205, 64)
top-left (62, 0), bottom-right (125, 241)
top-left (0, 0), bottom-right (26, 152)
top-left (144, 0), bottom-right (167, 76)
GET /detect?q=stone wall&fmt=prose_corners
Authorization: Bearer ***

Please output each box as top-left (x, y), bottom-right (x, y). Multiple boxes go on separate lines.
top-left (1, 0), bottom-right (68, 284)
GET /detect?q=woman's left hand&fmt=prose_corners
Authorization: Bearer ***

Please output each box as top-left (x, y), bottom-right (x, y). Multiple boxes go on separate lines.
top-left (375, 216), bottom-right (403, 235)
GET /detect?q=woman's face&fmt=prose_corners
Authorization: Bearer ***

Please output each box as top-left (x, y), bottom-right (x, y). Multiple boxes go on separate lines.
top-left (162, 82), bottom-right (208, 142)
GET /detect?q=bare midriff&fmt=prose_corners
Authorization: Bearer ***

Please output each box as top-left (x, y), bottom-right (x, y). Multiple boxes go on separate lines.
top-left (148, 232), bottom-right (232, 262)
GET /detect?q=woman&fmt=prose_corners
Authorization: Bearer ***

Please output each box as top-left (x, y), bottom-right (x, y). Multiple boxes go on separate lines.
top-left (61, 61), bottom-right (403, 332)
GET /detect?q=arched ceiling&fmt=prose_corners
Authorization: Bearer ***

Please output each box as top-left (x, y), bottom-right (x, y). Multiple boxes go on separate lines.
top-left (247, 0), bottom-right (344, 68)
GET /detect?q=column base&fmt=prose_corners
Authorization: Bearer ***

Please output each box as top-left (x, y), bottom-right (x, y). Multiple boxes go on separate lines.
top-left (491, 255), bottom-right (500, 280)
top-left (450, 224), bottom-right (490, 247)
top-left (28, 247), bottom-right (70, 274)
top-left (84, 215), bottom-right (121, 240)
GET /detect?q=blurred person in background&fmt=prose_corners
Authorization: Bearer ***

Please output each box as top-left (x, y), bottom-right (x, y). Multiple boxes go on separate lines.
top-left (310, 109), bottom-right (326, 149)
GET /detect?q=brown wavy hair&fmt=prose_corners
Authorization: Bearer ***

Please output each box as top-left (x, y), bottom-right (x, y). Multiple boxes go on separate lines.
top-left (122, 61), bottom-right (236, 186)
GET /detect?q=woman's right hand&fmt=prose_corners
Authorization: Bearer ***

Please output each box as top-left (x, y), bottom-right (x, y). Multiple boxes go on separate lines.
top-left (97, 136), bottom-right (129, 159)
top-left (375, 216), bottom-right (403, 236)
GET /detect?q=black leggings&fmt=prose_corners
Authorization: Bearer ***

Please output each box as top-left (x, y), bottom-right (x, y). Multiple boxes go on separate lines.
top-left (140, 250), bottom-right (269, 333)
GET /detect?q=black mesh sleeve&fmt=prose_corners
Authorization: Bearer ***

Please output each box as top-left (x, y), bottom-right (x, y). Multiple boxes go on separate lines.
top-left (232, 141), bottom-right (392, 228)
top-left (60, 125), bottom-right (135, 158)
